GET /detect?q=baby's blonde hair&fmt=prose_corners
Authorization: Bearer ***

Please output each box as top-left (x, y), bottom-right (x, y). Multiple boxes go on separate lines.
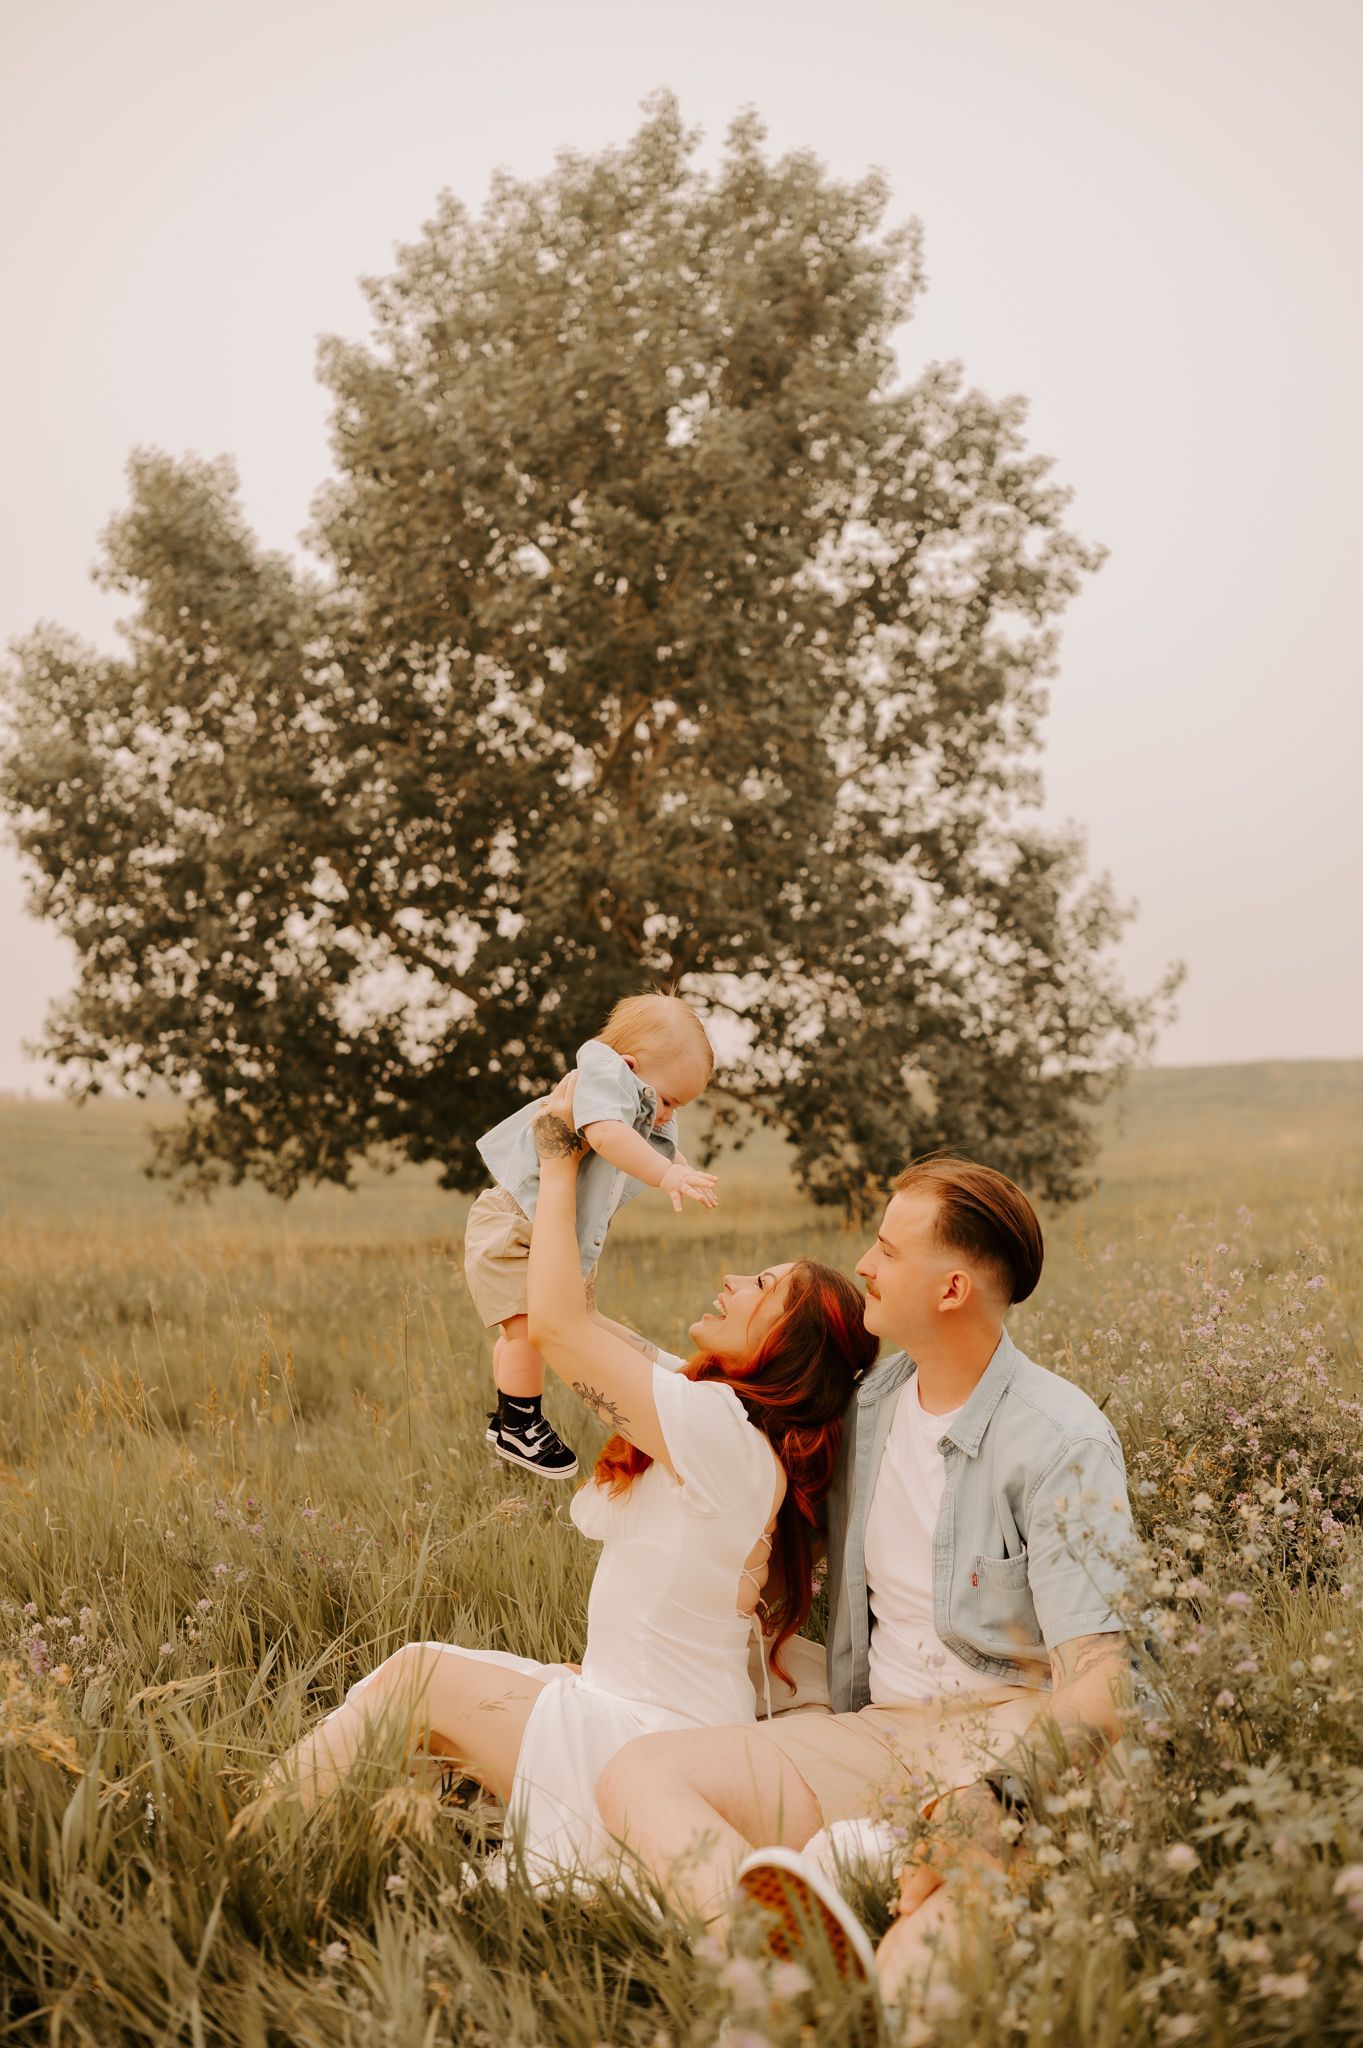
top-left (598, 990), bottom-right (714, 1081)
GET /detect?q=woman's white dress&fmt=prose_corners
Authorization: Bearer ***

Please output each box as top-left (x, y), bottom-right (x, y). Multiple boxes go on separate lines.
top-left (355, 1358), bottom-right (782, 1883)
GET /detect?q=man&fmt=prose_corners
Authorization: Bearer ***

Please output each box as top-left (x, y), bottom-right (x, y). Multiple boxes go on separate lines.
top-left (595, 1155), bottom-right (1138, 2004)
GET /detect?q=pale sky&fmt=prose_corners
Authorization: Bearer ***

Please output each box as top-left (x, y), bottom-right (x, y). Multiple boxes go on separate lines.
top-left (2, 0), bottom-right (1360, 1092)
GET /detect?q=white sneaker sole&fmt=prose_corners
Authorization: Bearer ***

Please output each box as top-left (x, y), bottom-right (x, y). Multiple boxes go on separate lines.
top-left (491, 1437), bottom-right (579, 1480)
top-left (735, 1845), bottom-right (879, 1985)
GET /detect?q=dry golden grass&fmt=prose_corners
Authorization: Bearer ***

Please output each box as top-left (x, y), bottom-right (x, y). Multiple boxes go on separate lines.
top-left (0, 1060), bottom-right (1360, 2045)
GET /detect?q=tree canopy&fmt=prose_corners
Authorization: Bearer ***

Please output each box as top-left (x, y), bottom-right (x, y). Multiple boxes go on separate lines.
top-left (1, 95), bottom-right (1176, 1211)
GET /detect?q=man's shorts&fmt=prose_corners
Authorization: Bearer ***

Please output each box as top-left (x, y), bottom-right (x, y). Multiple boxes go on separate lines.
top-left (755, 1674), bottom-right (1057, 1824)
top-left (462, 1185), bottom-right (598, 1330)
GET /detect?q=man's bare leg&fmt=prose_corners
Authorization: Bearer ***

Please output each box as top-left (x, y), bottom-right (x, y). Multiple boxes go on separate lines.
top-left (596, 1726), bottom-right (823, 1924)
top-left (875, 1885), bottom-right (960, 2006)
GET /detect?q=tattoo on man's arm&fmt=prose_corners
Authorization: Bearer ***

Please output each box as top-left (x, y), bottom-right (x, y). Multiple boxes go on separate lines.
top-left (532, 1113), bottom-right (586, 1159)
top-left (572, 1381), bottom-right (628, 1430)
top-left (1052, 1633), bottom-right (1125, 1688)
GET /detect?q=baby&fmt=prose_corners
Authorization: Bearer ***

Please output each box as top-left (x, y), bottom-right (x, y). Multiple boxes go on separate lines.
top-left (464, 991), bottom-right (719, 1478)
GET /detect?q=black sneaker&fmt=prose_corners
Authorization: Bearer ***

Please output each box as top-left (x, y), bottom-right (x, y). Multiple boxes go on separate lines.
top-left (490, 1406), bottom-right (579, 1480)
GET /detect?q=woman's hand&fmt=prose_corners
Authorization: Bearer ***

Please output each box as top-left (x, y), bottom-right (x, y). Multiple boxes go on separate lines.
top-left (530, 1072), bottom-right (585, 1169)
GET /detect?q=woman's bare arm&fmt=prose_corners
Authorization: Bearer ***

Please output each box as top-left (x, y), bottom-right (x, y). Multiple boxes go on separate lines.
top-left (525, 1098), bottom-right (676, 1472)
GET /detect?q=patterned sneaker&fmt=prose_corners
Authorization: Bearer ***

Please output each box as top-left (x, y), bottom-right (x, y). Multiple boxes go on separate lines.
top-left (490, 1403), bottom-right (579, 1480)
top-left (735, 1845), bottom-right (878, 1986)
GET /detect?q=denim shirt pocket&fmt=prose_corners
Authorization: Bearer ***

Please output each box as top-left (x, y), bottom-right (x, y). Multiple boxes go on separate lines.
top-left (968, 1552), bottom-right (1041, 1660)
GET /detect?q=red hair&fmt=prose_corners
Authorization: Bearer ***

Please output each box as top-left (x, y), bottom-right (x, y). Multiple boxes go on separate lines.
top-left (593, 1261), bottom-right (877, 1686)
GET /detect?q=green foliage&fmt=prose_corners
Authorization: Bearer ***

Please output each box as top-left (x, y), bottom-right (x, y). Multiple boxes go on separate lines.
top-left (1, 95), bottom-right (1173, 1211)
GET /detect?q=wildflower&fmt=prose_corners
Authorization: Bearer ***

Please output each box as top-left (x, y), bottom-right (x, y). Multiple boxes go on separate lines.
top-left (769, 1961), bottom-right (811, 1999)
top-left (1258, 1970), bottom-right (1309, 1999)
top-left (22, 1603), bottom-right (38, 1619)
top-left (1214, 1690), bottom-right (1235, 1709)
top-left (1164, 2019), bottom-right (1198, 2042)
top-left (718, 1955), bottom-right (766, 2005)
top-left (1334, 1865), bottom-right (1363, 1915)
top-left (385, 1873), bottom-right (406, 1896)
top-left (50, 1664), bottom-right (72, 1687)
top-left (1191, 1493), bottom-right (1213, 1514)
top-left (158, 1643), bottom-right (175, 1658)
top-left (1165, 1843), bottom-right (1199, 1875)
top-left (197, 1599), bottom-right (212, 1613)
top-left (1311, 1655), bottom-right (1333, 1676)
top-left (1224, 1591), bottom-right (1251, 1611)
top-left (322, 1939), bottom-right (348, 1965)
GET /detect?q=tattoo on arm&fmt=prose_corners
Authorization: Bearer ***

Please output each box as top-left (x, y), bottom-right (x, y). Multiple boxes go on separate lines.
top-left (572, 1381), bottom-right (628, 1430)
top-left (531, 1113), bottom-right (586, 1160)
top-left (1051, 1633), bottom-right (1126, 1689)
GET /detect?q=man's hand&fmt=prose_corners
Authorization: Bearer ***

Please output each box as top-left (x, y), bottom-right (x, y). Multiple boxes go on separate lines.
top-left (658, 1161), bottom-right (719, 1213)
top-left (894, 1633), bottom-right (1128, 1926)
top-left (896, 1778), bottom-right (1015, 1919)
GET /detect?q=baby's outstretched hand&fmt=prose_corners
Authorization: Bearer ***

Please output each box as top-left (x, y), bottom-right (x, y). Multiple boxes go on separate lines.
top-left (659, 1162), bottom-right (719, 1214)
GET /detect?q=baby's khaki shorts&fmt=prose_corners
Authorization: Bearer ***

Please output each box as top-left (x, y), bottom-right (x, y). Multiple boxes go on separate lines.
top-left (462, 1185), bottom-right (598, 1330)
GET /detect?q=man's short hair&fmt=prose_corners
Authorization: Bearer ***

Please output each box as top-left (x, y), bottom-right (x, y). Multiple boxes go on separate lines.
top-left (892, 1154), bottom-right (1044, 1305)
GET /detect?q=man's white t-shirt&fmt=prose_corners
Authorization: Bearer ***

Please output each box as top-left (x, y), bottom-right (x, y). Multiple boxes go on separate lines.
top-left (863, 1379), bottom-right (995, 1703)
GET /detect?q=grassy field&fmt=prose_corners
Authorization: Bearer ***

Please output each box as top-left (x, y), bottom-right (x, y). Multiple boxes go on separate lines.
top-left (1, 1061), bottom-right (1361, 2045)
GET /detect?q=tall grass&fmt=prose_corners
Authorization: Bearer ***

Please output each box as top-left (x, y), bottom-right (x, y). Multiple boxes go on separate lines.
top-left (1, 1064), bottom-right (1361, 2044)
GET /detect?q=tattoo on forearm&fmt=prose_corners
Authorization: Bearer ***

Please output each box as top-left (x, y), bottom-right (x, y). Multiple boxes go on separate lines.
top-left (532, 1113), bottom-right (586, 1159)
top-left (572, 1381), bottom-right (628, 1430)
top-left (1052, 1633), bottom-right (1125, 1688)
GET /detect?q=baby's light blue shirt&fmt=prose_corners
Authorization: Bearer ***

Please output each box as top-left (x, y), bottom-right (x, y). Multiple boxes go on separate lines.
top-left (476, 1038), bottom-right (679, 1278)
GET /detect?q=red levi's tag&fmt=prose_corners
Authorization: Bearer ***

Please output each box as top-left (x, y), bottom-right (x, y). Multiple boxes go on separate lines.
top-left (971, 1571), bottom-right (979, 1588)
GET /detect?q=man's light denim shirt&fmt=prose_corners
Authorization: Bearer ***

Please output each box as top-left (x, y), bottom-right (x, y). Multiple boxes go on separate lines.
top-left (476, 1038), bottom-right (678, 1279)
top-left (825, 1328), bottom-right (1137, 1712)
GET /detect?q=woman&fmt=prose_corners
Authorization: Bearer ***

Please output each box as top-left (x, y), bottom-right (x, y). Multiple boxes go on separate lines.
top-left (271, 1079), bottom-right (876, 1883)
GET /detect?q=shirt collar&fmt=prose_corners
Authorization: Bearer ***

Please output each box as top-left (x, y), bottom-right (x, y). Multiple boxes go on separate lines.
top-left (936, 1327), bottom-right (1018, 1457)
top-left (855, 1348), bottom-right (914, 1404)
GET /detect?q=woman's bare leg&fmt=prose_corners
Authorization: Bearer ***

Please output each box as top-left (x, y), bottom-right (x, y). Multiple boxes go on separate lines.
top-left (275, 1644), bottom-right (547, 1806)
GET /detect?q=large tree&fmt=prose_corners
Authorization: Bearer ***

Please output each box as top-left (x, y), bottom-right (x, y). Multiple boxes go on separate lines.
top-left (1, 96), bottom-right (1175, 1211)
